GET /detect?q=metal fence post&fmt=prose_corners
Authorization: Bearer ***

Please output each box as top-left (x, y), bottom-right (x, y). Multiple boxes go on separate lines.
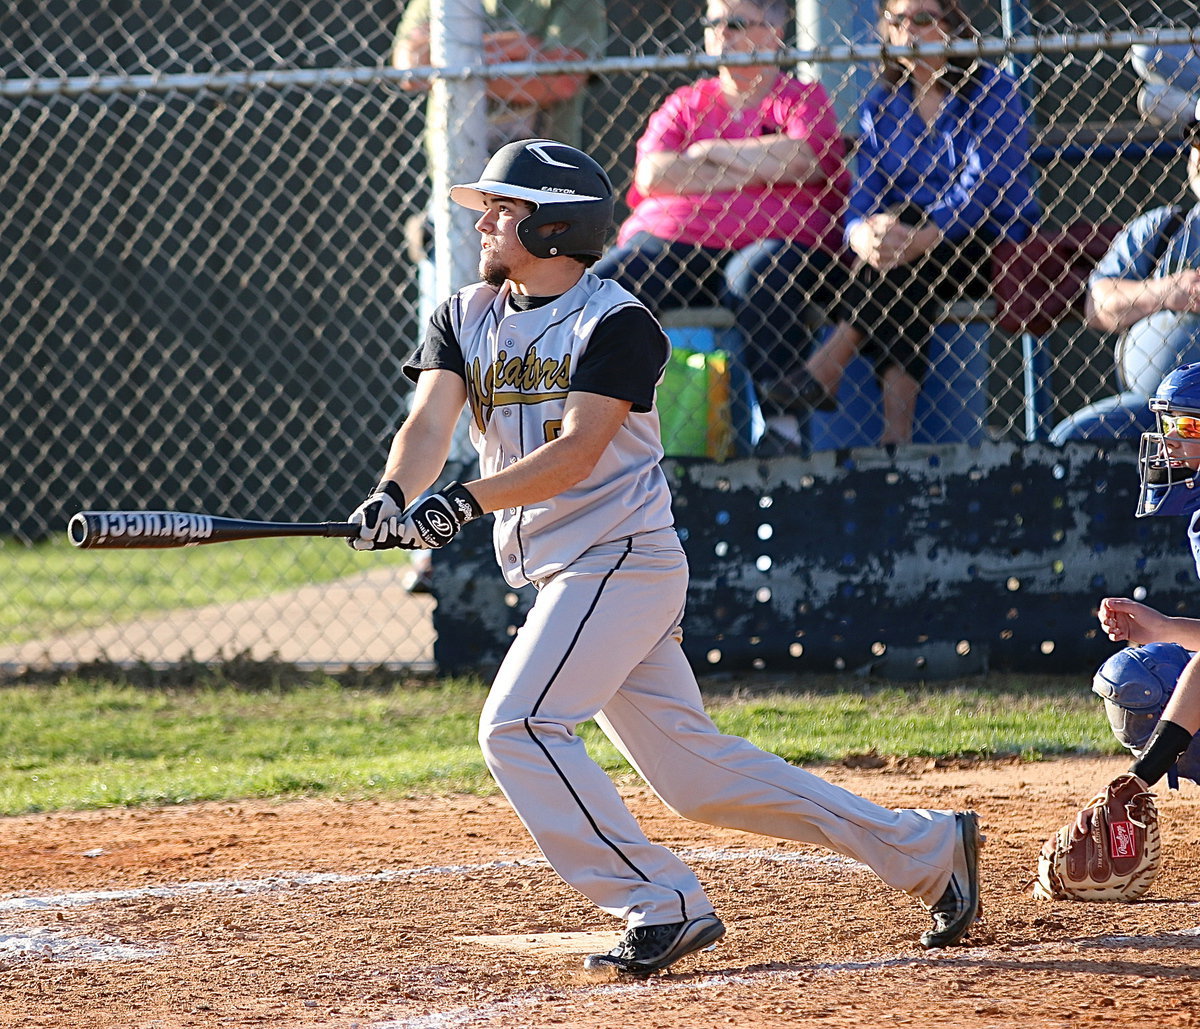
top-left (431, 0), bottom-right (489, 299)
top-left (1002, 0), bottom-right (1051, 441)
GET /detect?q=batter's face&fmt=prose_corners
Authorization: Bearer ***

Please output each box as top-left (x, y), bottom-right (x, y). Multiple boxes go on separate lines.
top-left (475, 194), bottom-right (537, 288)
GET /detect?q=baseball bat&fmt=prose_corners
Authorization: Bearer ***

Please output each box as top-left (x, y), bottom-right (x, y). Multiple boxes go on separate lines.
top-left (68, 510), bottom-right (361, 550)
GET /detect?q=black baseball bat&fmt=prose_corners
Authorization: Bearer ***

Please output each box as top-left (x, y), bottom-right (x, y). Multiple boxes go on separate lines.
top-left (67, 510), bottom-right (361, 549)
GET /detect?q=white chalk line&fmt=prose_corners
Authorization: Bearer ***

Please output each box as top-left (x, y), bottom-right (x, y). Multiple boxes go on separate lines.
top-left (0, 926), bottom-right (162, 963)
top-left (0, 846), bottom-right (862, 914)
top-left (0, 861), bottom-right (541, 914)
top-left (0, 846), bottom-right (862, 965)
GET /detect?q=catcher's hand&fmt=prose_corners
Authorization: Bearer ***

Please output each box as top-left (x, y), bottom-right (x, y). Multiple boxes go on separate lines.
top-left (1033, 773), bottom-right (1161, 902)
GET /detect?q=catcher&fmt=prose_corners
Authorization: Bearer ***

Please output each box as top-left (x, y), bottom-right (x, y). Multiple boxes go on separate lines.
top-left (1036, 362), bottom-right (1200, 902)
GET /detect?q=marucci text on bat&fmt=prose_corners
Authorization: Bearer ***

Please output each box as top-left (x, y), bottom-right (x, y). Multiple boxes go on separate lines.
top-left (88, 511), bottom-right (215, 543)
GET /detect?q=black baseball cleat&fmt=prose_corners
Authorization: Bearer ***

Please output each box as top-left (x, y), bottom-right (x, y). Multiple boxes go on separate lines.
top-left (583, 914), bottom-right (726, 977)
top-left (920, 810), bottom-right (982, 949)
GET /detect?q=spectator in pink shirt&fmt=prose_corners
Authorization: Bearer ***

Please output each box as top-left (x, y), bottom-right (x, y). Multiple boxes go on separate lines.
top-left (592, 0), bottom-right (849, 448)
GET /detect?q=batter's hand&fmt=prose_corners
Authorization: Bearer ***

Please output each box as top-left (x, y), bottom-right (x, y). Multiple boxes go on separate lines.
top-left (356, 481), bottom-right (483, 551)
top-left (1098, 597), bottom-right (1171, 644)
top-left (347, 480), bottom-right (406, 550)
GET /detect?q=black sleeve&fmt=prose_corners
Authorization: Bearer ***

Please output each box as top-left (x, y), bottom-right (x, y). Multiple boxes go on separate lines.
top-left (571, 306), bottom-right (669, 413)
top-left (401, 298), bottom-right (465, 383)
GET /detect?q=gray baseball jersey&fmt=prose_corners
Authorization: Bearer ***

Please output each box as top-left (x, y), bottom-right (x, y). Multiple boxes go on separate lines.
top-left (405, 269), bottom-right (961, 930)
top-left (407, 271), bottom-right (674, 586)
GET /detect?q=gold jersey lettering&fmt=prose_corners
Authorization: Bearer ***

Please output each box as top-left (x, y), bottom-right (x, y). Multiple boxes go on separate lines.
top-left (466, 347), bottom-right (573, 433)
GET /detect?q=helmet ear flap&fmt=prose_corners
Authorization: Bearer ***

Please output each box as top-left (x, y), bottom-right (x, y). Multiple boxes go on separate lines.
top-left (538, 219), bottom-right (574, 257)
top-left (516, 200), bottom-right (611, 260)
top-left (515, 214), bottom-right (553, 260)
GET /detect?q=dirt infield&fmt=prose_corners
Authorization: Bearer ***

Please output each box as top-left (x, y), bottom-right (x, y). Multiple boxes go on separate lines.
top-left (3, 755), bottom-right (1199, 1029)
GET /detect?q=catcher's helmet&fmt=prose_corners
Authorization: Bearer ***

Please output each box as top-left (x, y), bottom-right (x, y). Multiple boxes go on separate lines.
top-left (1136, 362), bottom-right (1200, 517)
top-left (450, 139), bottom-right (614, 260)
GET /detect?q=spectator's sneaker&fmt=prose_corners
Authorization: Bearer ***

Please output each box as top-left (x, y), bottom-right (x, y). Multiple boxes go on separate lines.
top-left (583, 914), bottom-right (726, 977)
top-left (763, 369), bottom-right (838, 413)
top-left (919, 811), bottom-right (982, 949)
top-left (753, 424), bottom-right (807, 458)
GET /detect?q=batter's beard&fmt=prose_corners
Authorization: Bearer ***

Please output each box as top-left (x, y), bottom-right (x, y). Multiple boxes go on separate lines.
top-left (481, 256), bottom-right (510, 289)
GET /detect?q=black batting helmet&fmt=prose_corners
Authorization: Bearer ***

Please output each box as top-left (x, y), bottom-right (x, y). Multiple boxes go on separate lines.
top-left (450, 139), bottom-right (614, 259)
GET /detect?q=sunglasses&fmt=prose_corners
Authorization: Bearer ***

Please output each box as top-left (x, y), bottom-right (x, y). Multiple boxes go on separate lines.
top-left (1161, 413), bottom-right (1200, 439)
top-left (883, 10), bottom-right (942, 27)
top-left (701, 16), bottom-right (771, 31)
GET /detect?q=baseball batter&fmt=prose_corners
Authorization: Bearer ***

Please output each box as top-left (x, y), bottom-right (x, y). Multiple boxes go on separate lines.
top-left (347, 138), bottom-right (981, 975)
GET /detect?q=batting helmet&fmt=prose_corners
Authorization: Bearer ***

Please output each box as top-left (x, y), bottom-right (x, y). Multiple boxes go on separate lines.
top-left (1092, 642), bottom-right (1200, 784)
top-left (450, 139), bottom-right (614, 260)
top-left (1136, 362), bottom-right (1200, 516)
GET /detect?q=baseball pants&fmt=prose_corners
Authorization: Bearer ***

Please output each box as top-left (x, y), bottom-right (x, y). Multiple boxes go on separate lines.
top-left (478, 527), bottom-right (958, 926)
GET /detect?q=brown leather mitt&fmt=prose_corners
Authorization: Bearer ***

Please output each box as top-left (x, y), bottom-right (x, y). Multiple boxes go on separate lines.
top-left (1033, 773), bottom-right (1161, 902)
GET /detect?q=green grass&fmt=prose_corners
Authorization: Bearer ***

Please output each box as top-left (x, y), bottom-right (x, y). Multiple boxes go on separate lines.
top-left (0, 671), bottom-right (1123, 816)
top-left (0, 535), bottom-right (406, 644)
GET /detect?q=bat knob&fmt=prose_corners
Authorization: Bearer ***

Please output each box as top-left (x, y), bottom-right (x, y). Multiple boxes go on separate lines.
top-left (67, 513), bottom-right (89, 547)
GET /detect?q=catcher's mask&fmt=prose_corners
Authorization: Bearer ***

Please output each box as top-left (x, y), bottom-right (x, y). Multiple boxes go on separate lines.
top-left (1136, 362), bottom-right (1200, 517)
top-left (450, 139), bottom-right (615, 260)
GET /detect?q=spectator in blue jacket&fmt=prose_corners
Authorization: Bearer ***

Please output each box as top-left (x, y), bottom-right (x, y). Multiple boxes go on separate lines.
top-left (1049, 109), bottom-right (1200, 443)
top-left (761, 0), bottom-right (1038, 449)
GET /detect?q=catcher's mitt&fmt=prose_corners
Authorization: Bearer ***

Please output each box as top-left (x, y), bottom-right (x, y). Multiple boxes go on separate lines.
top-left (1034, 773), bottom-right (1161, 902)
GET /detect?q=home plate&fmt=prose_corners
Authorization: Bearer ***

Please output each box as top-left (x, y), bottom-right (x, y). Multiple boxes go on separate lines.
top-left (455, 931), bottom-right (615, 954)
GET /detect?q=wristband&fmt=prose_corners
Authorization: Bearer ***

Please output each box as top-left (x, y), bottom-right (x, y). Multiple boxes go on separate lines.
top-left (442, 481), bottom-right (483, 523)
top-left (374, 480), bottom-right (406, 509)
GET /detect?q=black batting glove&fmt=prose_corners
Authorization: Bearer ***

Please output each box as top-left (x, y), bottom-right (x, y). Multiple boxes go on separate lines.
top-left (363, 481), bottom-right (483, 551)
top-left (401, 481), bottom-right (484, 549)
top-left (347, 480), bottom-right (406, 551)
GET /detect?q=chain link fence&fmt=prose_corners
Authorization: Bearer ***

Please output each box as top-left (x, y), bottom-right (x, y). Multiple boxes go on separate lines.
top-left (2, 1), bottom-right (1198, 671)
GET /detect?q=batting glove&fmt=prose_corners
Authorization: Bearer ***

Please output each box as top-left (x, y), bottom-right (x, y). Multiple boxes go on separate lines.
top-left (360, 481), bottom-right (483, 551)
top-left (347, 480), bottom-right (406, 551)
